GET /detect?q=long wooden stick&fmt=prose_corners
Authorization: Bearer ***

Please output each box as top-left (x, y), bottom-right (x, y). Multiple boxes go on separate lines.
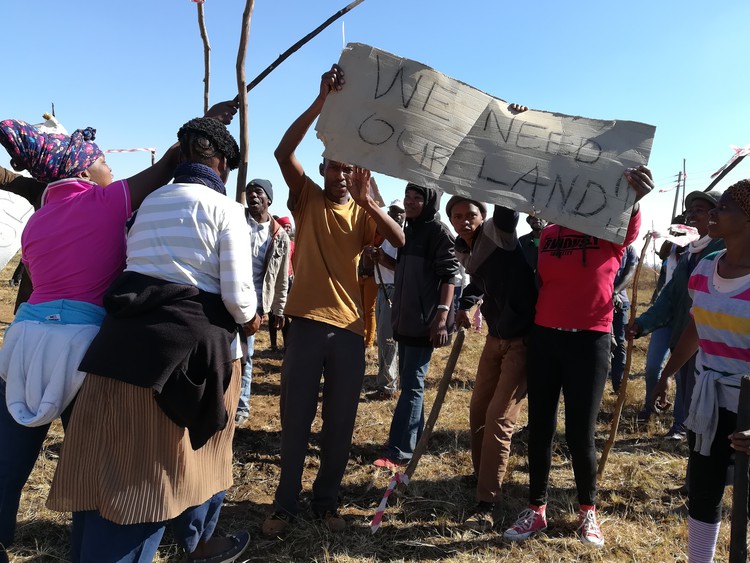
top-left (370, 329), bottom-right (465, 533)
top-left (197, 2), bottom-right (211, 114)
top-left (729, 375), bottom-right (750, 563)
top-left (705, 153), bottom-right (746, 193)
top-left (598, 234), bottom-right (652, 477)
top-left (373, 260), bottom-right (391, 307)
top-left (233, 0), bottom-right (366, 100)
top-left (403, 329), bottom-right (465, 482)
top-left (234, 0), bottom-right (255, 203)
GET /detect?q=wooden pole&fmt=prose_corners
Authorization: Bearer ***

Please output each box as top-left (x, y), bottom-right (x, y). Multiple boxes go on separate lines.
top-left (598, 234), bottom-right (652, 477)
top-left (729, 375), bottom-right (750, 563)
top-left (682, 158), bottom-right (687, 210)
top-left (370, 329), bottom-right (465, 533)
top-left (233, 0), bottom-right (366, 99)
top-left (235, 0), bottom-right (255, 203)
top-left (671, 171), bottom-right (682, 220)
top-left (197, 2), bottom-right (211, 114)
top-left (705, 154), bottom-right (747, 192)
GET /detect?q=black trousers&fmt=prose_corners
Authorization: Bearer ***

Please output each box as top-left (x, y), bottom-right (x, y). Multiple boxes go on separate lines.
top-left (687, 407), bottom-right (747, 523)
top-left (527, 325), bottom-right (610, 507)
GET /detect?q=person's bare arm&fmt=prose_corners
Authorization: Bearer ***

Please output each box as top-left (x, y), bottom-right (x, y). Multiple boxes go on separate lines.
top-left (430, 283), bottom-right (455, 348)
top-left (14, 264), bottom-right (33, 314)
top-left (367, 245), bottom-right (397, 271)
top-left (276, 65), bottom-right (344, 211)
top-left (652, 316), bottom-right (699, 410)
top-left (614, 251), bottom-right (637, 294)
top-left (124, 143), bottom-right (181, 211)
top-left (0, 165), bottom-right (45, 208)
top-left (126, 100), bottom-right (240, 211)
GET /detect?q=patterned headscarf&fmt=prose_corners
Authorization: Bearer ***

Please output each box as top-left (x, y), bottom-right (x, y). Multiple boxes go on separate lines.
top-left (0, 119), bottom-right (102, 183)
top-left (725, 179), bottom-right (750, 218)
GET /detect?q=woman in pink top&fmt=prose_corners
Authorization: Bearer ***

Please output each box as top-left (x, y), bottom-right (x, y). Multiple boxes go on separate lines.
top-left (0, 103), bottom-right (239, 562)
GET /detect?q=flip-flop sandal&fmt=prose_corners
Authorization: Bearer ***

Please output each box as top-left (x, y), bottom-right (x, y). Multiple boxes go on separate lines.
top-left (188, 530), bottom-right (251, 563)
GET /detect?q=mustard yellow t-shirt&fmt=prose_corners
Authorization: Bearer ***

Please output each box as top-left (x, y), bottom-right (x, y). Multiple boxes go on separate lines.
top-left (284, 176), bottom-right (377, 336)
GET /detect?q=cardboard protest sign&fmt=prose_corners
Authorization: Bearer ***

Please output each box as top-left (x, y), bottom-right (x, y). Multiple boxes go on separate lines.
top-left (0, 192), bottom-right (33, 271)
top-left (316, 43), bottom-right (656, 243)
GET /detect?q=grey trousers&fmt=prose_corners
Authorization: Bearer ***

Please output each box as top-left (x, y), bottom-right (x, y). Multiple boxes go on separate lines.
top-left (274, 317), bottom-right (365, 515)
top-left (375, 284), bottom-right (398, 393)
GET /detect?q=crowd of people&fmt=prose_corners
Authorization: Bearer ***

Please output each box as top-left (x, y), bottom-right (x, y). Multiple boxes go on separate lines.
top-left (0, 62), bottom-right (747, 563)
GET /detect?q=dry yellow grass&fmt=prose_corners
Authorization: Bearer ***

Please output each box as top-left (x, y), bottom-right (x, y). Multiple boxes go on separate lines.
top-left (0, 257), bottom-right (735, 562)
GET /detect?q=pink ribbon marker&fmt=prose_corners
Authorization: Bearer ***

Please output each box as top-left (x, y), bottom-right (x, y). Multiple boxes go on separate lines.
top-left (647, 223), bottom-right (699, 247)
top-left (370, 472), bottom-right (410, 534)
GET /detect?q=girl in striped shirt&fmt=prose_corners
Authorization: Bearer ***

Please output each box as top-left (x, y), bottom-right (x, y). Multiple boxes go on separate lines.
top-left (654, 178), bottom-right (750, 563)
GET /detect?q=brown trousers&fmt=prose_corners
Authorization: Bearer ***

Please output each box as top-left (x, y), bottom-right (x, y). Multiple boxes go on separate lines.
top-left (469, 335), bottom-right (528, 503)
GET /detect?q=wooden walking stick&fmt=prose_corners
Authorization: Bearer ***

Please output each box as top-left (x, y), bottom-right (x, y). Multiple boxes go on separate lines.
top-left (598, 233), bottom-right (652, 477)
top-left (370, 328), bottom-right (465, 533)
top-left (729, 375), bottom-right (750, 563)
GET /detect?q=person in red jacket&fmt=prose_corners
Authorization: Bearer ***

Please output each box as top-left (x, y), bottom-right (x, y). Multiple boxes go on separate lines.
top-left (503, 165), bottom-right (653, 548)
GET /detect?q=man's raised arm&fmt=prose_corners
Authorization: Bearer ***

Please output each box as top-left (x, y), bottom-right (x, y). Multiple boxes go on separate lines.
top-left (275, 64), bottom-right (344, 210)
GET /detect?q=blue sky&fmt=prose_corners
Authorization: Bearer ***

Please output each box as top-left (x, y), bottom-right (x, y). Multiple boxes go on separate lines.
top-left (2, 1), bottom-right (749, 256)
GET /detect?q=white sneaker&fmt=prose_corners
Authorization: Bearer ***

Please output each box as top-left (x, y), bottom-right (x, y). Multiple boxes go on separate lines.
top-left (577, 508), bottom-right (604, 547)
top-left (503, 506), bottom-right (547, 541)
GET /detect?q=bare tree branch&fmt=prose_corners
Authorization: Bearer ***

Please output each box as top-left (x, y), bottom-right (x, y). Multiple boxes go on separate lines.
top-left (235, 0), bottom-right (255, 203)
top-left (197, 3), bottom-right (211, 114)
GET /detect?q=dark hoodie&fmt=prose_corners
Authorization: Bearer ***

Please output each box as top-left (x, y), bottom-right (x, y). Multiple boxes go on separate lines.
top-left (456, 206), bottom-right (537, 340)
top-left (391, 184), bottom-right (461, 347)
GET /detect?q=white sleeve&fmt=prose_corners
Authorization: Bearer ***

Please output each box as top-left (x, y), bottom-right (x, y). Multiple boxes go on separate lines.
top-left (218, 202), bottom-right (257, 324)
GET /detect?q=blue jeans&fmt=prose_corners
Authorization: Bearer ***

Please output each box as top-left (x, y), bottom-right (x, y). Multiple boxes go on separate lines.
top-left (609, 304), bottom-right (629, 392)
top-left (71, 491), bottom-right (225, 563)
top-left (386, 343), bottom-right (433, 462)
top-left (237, 334), bottom-right (255, 417)
top-left (672, 354), bottom-right (696, 433)
top-left (642, 326), bottom-right (671, 414)
top-left (0, 380), bottom-right (72, 547)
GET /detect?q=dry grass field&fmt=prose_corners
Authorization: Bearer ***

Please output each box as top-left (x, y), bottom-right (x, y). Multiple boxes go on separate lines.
top-left (0, 257), bottom-right (735, 562)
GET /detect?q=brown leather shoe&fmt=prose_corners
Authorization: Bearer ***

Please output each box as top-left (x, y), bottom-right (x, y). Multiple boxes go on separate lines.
top-left (262, 511), bottom-right (292, 537)
top-left (463, 502), bottom-right (495, 532)
top-left (317, 510), bottom-right (346, 532)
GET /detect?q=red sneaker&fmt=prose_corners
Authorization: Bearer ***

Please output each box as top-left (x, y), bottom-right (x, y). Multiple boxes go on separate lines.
top-left (503, 505), bottom-right (547, 541)
top-left (372, 457), bottom-right (405, 470)
top-left (577, 507), bottom-right (605, 547)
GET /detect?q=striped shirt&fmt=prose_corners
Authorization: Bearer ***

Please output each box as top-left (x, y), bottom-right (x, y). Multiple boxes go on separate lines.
top-left (125, 183), bottom-right (257, 326)
top-left (688, 250), bottom-right (750, 410)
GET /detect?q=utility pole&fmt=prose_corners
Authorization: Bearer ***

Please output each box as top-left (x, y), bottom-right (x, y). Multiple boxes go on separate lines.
top-left (682, 158), bottom-right (687, 210)
top-left (671, 171), bottom-right (682, 220)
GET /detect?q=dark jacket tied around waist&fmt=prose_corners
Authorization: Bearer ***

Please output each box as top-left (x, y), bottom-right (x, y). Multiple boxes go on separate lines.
top-left (80, 271), bottom-right (238, 449)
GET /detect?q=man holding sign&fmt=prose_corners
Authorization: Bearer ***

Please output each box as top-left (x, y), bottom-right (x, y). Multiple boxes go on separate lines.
top-left (263, 64), bottom-right (404, 536)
